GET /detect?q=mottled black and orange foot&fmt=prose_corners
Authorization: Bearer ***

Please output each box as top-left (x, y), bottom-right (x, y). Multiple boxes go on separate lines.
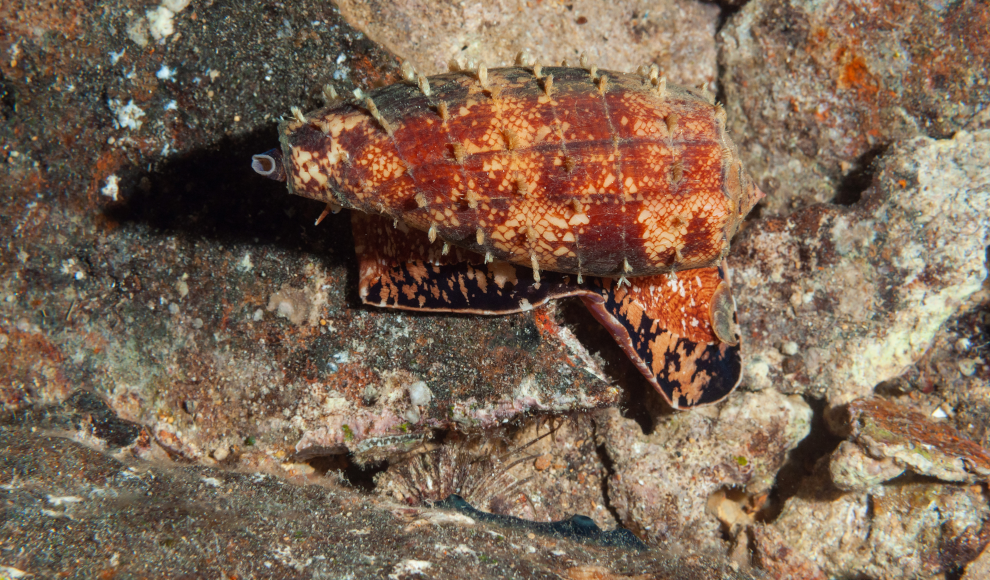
top-left (577, 269), bottom-right (741, 409)
top-left (352, 213), bottom-right (741, 409)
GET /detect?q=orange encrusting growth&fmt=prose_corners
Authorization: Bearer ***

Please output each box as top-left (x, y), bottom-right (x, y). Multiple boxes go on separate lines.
top-left (279, 67), bottom-right (761, 279)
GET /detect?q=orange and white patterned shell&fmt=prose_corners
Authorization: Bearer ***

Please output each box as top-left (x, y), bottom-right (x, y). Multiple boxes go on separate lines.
top-left (277, 66), bottom-right (761, 279)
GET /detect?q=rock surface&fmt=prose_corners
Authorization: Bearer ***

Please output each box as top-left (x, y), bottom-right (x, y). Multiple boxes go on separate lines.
top-left (764, 471), bottom-right (989, 580)
top-left (334, 0), bottom-right (720, 88)
top-left (734, 130), bottom-right (990, 407)
top-left (829, 440), bottom-right (904, 492)
top-left (836, 397), bottom-right (990, 485)
top-left (964, 544), bottom-right (990, 580)
top-left (720, 0), bottom-right (990, 213)
top-left (596, 390), bottom-right (812, 548)
top-left (751, 525), bottom-right (828, 580)
top-left (0, 426), bottom-right (756, 579)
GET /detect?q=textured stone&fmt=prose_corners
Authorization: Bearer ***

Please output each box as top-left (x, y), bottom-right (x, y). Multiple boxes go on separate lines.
top-left (837, 397), bottom-right (990, 484)
top-left (829, 440), bottom-right (904, 491)
top-left (0, 426), bottom-right (757, 579)
top-left (734, 131), bottom-right (990, 406)
top-left (597, 389), bottom-right (812, 548)
top-left (334, 0), bottom-right (720, 88)
top-left (720, 0), bottom-right (990, 213)
top-left (751, 525), bottom-right (827, 580)
top-left (963, 543), bottom-right (990, 580)
top-left (870, 294), bottom-right (990, 458)
top-left (770, 472), bottom-right (989, 580)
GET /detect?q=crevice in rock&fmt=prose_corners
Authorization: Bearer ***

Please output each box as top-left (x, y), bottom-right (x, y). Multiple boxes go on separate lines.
top-left (309, 453), bottom-right (388, 492)
top-left (307, 453), bottom-right (347, 477)
top-left (594, 442), bottom-right (624, 527)
top-left (946, 566), bottom-right (966, 580)
top-left (756, 396), bottom-right (843, 523)
top-left (744, 199), bottom-right (765, 223)
top-left (714, 2), bottom-right (746, 115)
top-left (714, 2), bottom-right (746, 36)
top-left (342, 456), bottom-right (389, 491)
top-left (834, 144), bottom-right (888, 206)
top-left (556, 299), bottom-right (663, 435)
